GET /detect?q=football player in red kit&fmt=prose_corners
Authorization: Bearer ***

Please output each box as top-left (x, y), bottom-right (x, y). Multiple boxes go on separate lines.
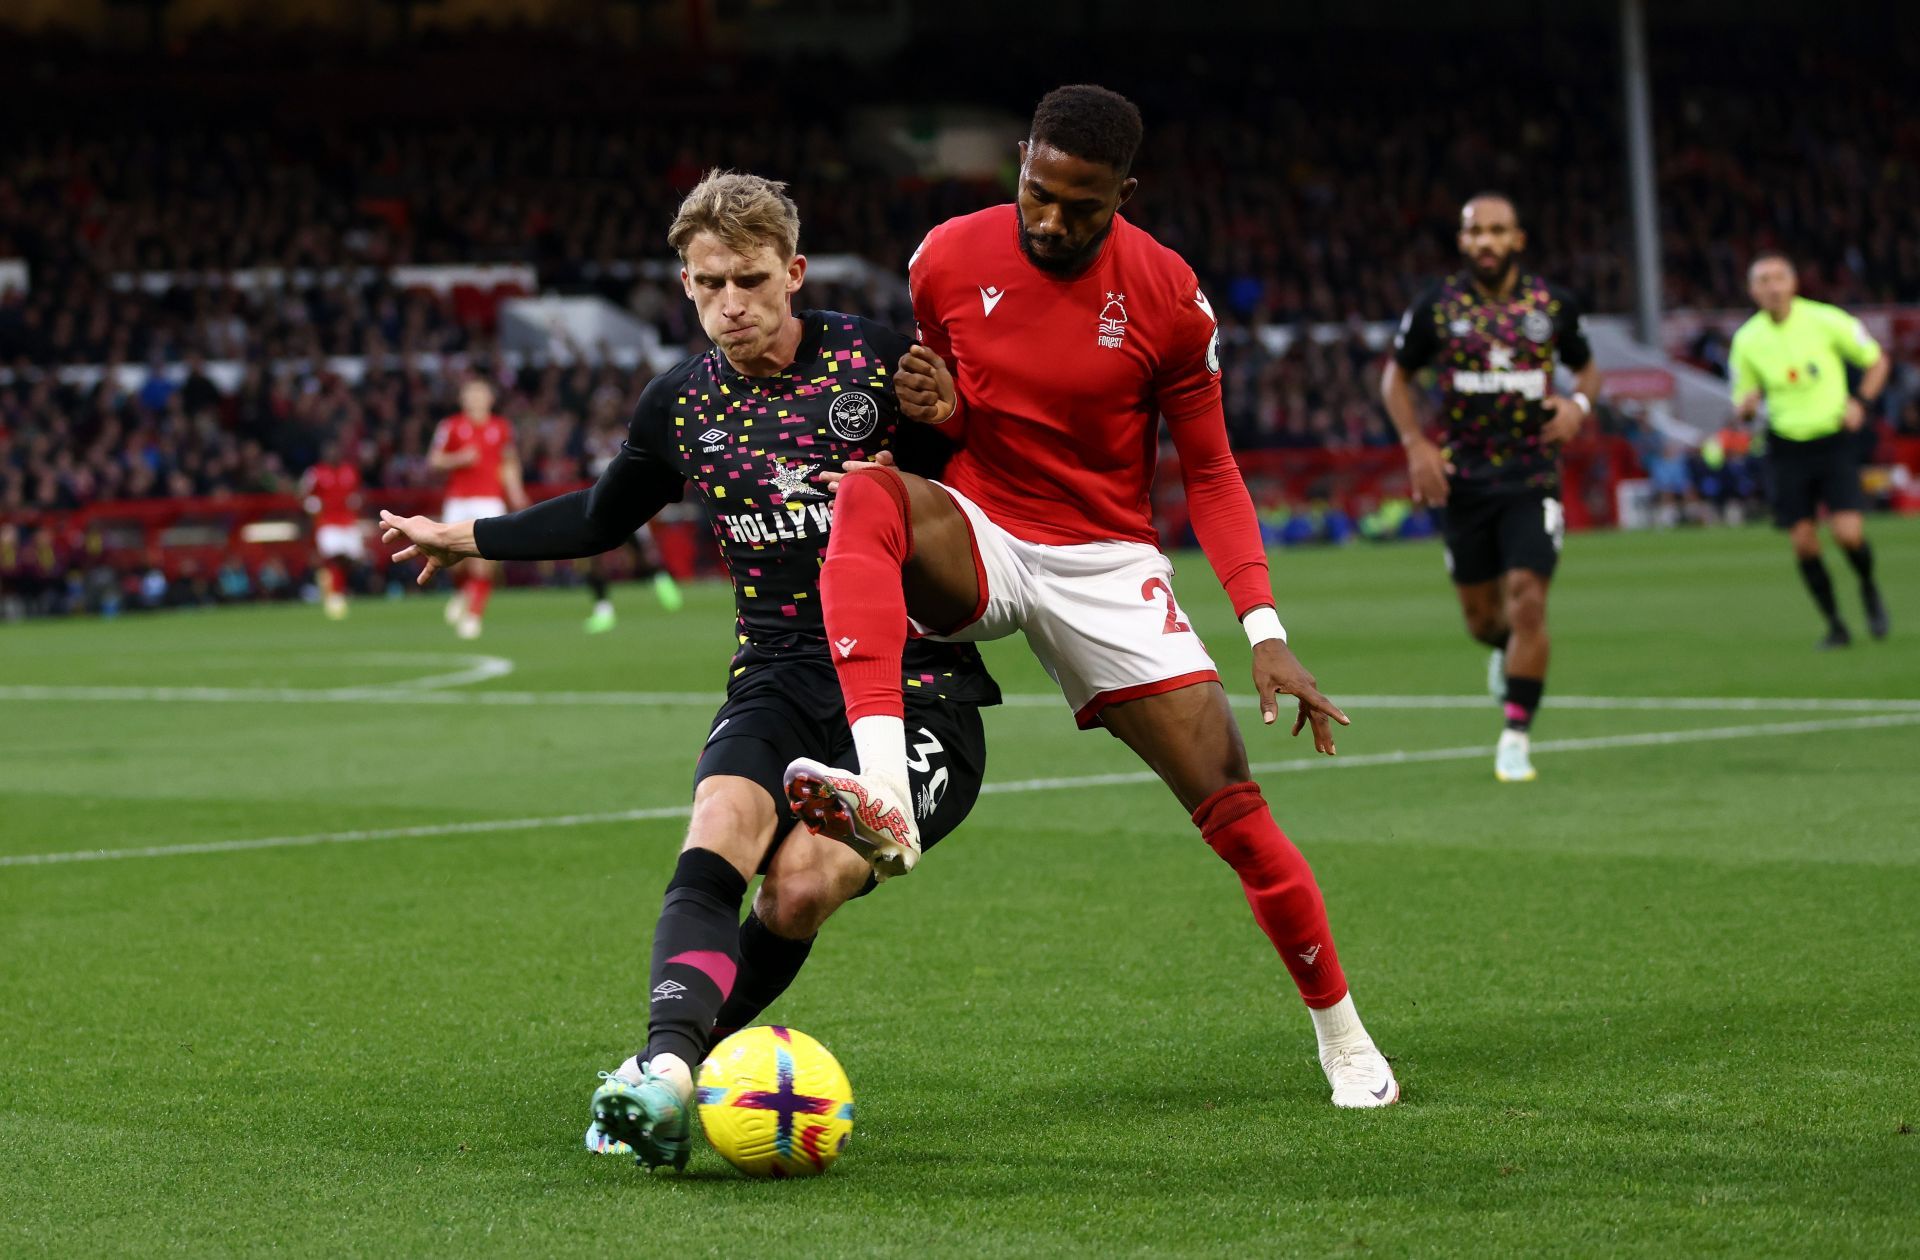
top-left (787, 85), bottom-right (1399, 1108)
top-left (431, 379), bottom-right (529, 638)
top-left (301, 440), bottom-right (363, 620)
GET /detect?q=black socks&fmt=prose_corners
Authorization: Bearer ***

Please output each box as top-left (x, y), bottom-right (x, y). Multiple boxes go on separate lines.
top-left (708, 911), bottom-right (817, 1053)
top-left (1798, 555), bottom-right (1840, 623)
top-left (1504, 675), bottom-right (1544, 733)
top-left (643, 848), bottom-right (748, 1069)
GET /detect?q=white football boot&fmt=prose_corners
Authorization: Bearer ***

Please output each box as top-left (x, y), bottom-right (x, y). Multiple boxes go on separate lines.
top-left (1312, 995), bottom-right (1400, 1108)
top-left (1495, 729), bottom-right (1536, 783)
top-left (444, 590), bottom-right (468, 625)
top-left (1323, 1041), bottom-right (1402, 1108)
top-left (455, 611), bottom-right (482, 640)
top-left (783, 757), bottom-right (921, 879)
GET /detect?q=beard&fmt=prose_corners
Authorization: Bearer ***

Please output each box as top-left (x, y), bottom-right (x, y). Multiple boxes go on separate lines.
top-left (1469, 250), bottom-right (1517, 288)
top-left (1017, 213), bottom-right (1113, 277)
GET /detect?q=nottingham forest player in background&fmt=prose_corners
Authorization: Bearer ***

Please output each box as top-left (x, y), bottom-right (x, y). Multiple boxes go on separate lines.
top-left (1381, 192), bottom-right (1601, 785)
top-left (1731, 251), bottom-right (1891, 648)
top-left (380, 171), bottom-right (998, 1170)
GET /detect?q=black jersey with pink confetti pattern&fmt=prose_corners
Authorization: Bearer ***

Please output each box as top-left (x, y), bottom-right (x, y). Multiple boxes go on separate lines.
top-left (628, 310), bottom-right (998, 705)
top-left (1392, 271), bottom-right (1592, 493)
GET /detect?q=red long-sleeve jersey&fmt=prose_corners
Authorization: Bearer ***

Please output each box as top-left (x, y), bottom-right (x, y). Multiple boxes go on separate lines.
top-left (909, 205), bottom-right (1274, 618)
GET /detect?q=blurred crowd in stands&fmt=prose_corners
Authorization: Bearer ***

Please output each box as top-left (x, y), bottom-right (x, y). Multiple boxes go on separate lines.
top-left (1, 27), bottom-right (1917, 614)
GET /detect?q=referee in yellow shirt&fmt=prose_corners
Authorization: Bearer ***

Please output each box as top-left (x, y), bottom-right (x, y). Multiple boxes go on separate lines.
top-left (1731, 252), bottom-right (1891, 647)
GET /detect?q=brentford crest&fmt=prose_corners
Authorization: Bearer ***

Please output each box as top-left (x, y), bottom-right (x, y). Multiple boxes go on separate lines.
top-left (827, 390), bottom-right (880, 441)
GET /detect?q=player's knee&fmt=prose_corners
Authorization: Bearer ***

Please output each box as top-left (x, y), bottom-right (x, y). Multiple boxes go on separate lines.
top-left (837, 466), bottom-right (909, 524)
top-left (1464, 612), bottom-right (1506, 647)
top-left (1504, 582), bottom-right (1547, 633)
top-left (1831, 515), bottom-right (1865, 549)
top-left (754, 870), bottom-right (847, 940)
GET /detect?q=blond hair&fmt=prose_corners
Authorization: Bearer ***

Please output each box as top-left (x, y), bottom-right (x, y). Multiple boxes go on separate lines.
top-left (667, 170), bottom-right (801, 261)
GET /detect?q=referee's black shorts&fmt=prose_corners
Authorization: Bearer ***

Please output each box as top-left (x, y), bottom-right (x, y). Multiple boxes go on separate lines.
top-left (694, 657), bottom-right (987, 887)
top-left (1766, 431), bottom-right (1866, 528)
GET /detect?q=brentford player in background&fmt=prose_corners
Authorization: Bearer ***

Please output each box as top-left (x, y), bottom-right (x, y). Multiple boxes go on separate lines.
top-left (300, 439), bottom-right (364, 621)
top-left (1381, 193), bottom-right (1599, 783)
top-left (430, 378), bottom-right (528, 639)
top-left (787, 85), bottom-right (1399, 1109)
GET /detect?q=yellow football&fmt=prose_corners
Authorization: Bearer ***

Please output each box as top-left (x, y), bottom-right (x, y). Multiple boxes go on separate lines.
top-left (697, 1026), bottom-right (855, 1177)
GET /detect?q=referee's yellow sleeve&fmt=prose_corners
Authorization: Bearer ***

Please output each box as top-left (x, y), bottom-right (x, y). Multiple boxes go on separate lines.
top-left (1823, 304), bottom-right (1882, 369)
top-left (1729, 336), bottom-right (1758, 402)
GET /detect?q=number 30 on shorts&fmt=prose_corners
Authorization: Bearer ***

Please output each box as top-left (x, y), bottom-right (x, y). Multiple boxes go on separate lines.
top-left (1543, 497), bottom-right (1566, 553)
top-left (1141, 577), bottom-right (1193, 635)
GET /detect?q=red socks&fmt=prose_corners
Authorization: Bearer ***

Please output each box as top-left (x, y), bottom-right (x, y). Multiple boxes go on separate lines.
top-left (465, 573), bottom-right (493, 617)
top-left (822, 469), bottom-right (913, 723)
top-left (1194, 782), bottom-right (1348, 1009)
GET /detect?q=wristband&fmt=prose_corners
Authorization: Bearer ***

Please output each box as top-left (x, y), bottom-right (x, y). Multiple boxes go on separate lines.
top-left (1242, 606), bottom-right (1287, 647)
top-left (1571, 391), bottom-right (1593, 416)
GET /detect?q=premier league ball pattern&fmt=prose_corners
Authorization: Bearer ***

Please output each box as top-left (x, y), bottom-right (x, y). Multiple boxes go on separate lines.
top-left (697, 1025), bottom-right (855, 1178)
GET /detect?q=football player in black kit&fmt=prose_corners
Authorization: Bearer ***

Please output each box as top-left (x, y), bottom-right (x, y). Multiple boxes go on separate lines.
top-left (1381, 193), bottom-right (1601, 784)
top-left (381, 171), bottom-right (998, 1171)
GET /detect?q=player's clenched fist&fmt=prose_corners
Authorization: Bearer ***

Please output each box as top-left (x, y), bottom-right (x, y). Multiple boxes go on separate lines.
top-left (380, 510), bottom-right (479, 585)
top-left (896, 344), bottom-right (956, 426)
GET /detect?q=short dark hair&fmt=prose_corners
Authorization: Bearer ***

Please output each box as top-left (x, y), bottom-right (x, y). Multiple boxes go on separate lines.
top-left (1463, 191), bottom-right (1520, 225)
top-left (1030, 85), bottom-right (1144, 175)
top-left (1748, 249), bottom-right (1793, 272)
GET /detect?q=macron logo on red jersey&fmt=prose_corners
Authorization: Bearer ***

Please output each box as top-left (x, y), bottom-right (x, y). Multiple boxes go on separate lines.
top-left (980, 285), bottom-right (1006, 317)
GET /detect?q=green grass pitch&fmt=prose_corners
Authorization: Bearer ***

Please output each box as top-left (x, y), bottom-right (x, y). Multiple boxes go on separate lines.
top-left (3, 521), bottom-right (1918, 1256)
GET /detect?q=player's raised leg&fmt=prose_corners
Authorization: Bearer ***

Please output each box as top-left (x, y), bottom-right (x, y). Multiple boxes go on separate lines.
top-left (785, 463), bottom-right (980, 877)
top-left (1100, 682), bottom-right (1398, 1108)
top-left (590, 775), bottom-right (771, 1169)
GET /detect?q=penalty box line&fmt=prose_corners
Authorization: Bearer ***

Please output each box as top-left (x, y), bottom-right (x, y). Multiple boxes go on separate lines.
top-left (4, 711), bottom-right (1917, 870)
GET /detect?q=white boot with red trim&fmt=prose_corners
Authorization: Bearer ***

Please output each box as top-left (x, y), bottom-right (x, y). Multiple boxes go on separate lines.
top-left (782, 757), bottom-right (922, 880)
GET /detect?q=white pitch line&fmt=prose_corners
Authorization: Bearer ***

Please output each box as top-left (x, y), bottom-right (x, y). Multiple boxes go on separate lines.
top-left (3, 681), bottom-right (1918, 715)
top-left (5, 711), bottom-right (1916, 870)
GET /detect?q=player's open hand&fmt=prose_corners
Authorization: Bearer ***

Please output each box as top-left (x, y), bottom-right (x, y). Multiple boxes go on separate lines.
top-left (816, 448), bottom-right (897, 494)
top-left (1252, 640), bottom-right (1349, 756)
top-left (896, 345), bottom-right (956, 426)
top-left (1404, 437), bottom-right (1454, 507)
top-left (1540, 395), bottom-right (1587, 446)
top-left (1842, 397), bottom-right (1867, 431)
top-left (379, 510), bottom-right (477, 586)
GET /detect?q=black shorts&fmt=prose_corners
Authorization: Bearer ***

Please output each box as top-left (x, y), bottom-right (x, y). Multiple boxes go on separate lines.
top-left (1440, 483), bottom-right (1565, 586)
top-left (694, 657), bottom-right (988, 889)
top-left (1767, 432), bottom-right (1865, 528)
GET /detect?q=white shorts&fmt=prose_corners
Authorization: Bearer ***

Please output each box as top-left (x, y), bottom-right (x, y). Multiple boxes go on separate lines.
top-left (917, 483), bottom-right (1219, 729)
top-left (314, 524), bottom-right (366, 561)
top-left (445, 496), bottom-right (508, 523)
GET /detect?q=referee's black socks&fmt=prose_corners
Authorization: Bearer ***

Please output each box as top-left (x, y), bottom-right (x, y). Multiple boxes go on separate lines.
top-left (1798, 555), bottom-right (1842, 625)
top-left (1841, 542), bottom-right (1880, 604)
top-left (643, 847), bottom-right (748, 1070)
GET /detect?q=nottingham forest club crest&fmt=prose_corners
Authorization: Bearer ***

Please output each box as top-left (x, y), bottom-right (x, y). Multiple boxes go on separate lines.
top-left (1521, 309), bottom-right (1554, 343)
top-left (828, 390), bottom-right (880, 442)
top-left (1097, 293), bottom-right (1129, 350)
